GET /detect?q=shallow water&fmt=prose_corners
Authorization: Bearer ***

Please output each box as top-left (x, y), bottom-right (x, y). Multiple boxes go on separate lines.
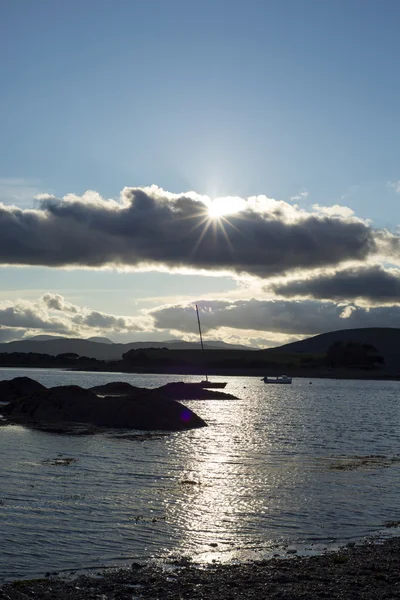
top-left (1, 368), bottom-right (400, 581)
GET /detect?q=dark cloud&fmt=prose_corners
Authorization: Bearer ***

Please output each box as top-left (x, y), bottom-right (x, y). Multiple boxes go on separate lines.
top-left (271, 265), bottom-right (400, 302)
top-left (0, 186), bottom-right (385, 276)
top-left (151, 298), bottom-right (400, 337)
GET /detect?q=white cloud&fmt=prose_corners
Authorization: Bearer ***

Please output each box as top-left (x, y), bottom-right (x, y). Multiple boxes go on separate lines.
top-left (0, 294), bottom-right (148, 342)
top-left (339, 305), bottom-right (356, 319)
top-left (312, 203), bottom-right (355, 218)
top-left (290, 190), bottom-right (309, 201)
top-left (387, 180), bottom-right (400, 194)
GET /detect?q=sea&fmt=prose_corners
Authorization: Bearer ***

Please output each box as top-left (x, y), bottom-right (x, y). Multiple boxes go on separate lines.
top-left (0, 367), bottom-right (400, 582)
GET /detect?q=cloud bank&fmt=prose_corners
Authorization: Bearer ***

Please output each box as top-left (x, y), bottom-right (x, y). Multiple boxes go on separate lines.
top-left (1, 292), bottom-right (399, 348)
top-left (271, 265), bottom-right (400, 303)
top-left (151, 299), bottom-right (400, 337)
top-left (0, 294), bottom-right (146, 343)
top-left (1, 185), bottom-right (397, 277)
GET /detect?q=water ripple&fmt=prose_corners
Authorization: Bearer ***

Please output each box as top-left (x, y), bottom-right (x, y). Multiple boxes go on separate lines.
top-left (1, 369), bottom-right (400, 580)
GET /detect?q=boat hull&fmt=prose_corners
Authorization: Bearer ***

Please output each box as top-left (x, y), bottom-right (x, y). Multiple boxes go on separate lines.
top-left (263, 376), bottom-right (292, 384)
top-left (199, 381), bottom-right (227, 389)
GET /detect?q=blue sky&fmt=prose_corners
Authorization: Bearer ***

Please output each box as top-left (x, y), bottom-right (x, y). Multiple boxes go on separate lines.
top-left (1, 0), bottom-right (400, 346)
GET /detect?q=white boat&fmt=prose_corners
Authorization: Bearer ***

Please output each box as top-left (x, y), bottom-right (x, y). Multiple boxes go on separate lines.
top-left (263, 375), bottom-right (292, 384)
top-left (195, 304), bottom-right (227, 389)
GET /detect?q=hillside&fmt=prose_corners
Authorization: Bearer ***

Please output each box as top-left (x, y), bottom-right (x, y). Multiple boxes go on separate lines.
top-left (268, 327), bottom-right (400, 371)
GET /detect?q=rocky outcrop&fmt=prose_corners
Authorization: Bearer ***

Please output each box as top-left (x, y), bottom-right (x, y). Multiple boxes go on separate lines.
top-left (89, 381), bottom-right (145, 395)
top-left (153, 382), bottom-right (237, 400)
top-left (91, 381), bottom-right (237, 400)
top-left (0, 376), bottom-right (47, 403)
top-left (1, 384), bottom-right (206, 431)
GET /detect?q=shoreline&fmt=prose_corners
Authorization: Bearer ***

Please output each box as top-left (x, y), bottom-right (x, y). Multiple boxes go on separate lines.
top-left (1, 536), bottom-right (400, 599)
top-left (1, 364), bottom-right (400, 381)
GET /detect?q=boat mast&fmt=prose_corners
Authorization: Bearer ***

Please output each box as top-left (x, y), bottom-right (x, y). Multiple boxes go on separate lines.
top-left (195, 304), bottom-right (208, 382)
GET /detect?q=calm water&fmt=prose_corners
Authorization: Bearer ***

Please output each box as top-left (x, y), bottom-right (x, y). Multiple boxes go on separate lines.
top-left (1, 368), bottom-right (400, 582)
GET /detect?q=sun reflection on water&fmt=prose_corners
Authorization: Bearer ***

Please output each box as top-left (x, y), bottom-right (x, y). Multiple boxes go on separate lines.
top-left (161, 385), bottom-right (283, 563)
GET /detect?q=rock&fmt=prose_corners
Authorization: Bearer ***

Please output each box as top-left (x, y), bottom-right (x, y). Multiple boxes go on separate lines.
top-left (2, 384), bottom-right (206, 431)
top-left (89, 381), bottom-right (145, 395)
top-left (0, 376), bottom-right (47, 402)
top-left (90, 381), bottom-right (237, 400)
top-left (150, 382), bottom-right (237, 400)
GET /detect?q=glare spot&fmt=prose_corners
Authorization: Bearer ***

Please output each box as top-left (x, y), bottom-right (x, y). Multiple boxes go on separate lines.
top-left (207, 197), bottom-right (246, 219)
top-left (180, 408), bottom-right (192, 423)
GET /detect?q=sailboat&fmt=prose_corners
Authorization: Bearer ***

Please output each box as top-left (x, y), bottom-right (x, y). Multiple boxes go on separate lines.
top-left (195, 304), bottom-right (227, 389)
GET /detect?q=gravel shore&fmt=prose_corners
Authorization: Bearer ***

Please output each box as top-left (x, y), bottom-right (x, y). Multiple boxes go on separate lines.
top-left (1, 537), bottom-right (400, 599)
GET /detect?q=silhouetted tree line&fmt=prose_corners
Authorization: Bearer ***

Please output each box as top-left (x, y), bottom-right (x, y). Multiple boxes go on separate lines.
top-left (324, 341), bottom-right (384, 369)
top-left (0, 352), bottom-right (102, 368)
top-left (0, 341), bottom-right (385, 372)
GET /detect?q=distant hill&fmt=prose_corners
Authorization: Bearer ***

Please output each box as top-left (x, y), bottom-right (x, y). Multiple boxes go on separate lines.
top-left (24, 335), bottom-right (66, 342)
top-left (269, 327), bottom-right (400, 371)
top-left (86, 336), bottom-right (114, 344)
top-left (0, 337), bottom-right (252, 360)
top-left (25, 335), bottom-right (114, 344)
top-left (162, 339), bottom-right (252, 351)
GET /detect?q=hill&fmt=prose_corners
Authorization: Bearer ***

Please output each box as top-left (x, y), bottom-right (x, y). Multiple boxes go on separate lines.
top-left (0, 337), bottom-right (252, 360)
top-left (269, 327), bottom-right (400, 371)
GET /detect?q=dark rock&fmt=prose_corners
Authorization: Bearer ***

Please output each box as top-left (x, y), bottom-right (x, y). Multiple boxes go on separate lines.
top-left (150, 382), bottom-right (237, 400)
top-left (89, 381), bottom-right (145, 395)
top-left (91, 381), bottom-right (237, 400)
top-left (2, 384), bottom-right (206, 431)
top-left (0, 376), bottom-right (47, 402)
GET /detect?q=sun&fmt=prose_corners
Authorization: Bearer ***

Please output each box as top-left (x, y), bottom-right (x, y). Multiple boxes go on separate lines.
top-left (206, 196), bottom-right (246, 219)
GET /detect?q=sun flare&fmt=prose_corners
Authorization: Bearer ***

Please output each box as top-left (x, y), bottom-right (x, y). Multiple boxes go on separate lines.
top-left (206, 196), bottom-right (246, 219)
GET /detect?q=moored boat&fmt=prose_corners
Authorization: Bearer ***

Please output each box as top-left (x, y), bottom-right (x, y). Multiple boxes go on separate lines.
top-left (199, 380), bottom-right (227, 389)
top-left (195, 304), bottom-right (228, 390)
top-left (263, 375), bottom-right (292, 384)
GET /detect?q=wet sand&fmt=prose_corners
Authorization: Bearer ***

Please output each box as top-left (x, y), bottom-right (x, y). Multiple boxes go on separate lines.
top-left (1, 536), bottom-right (400, 599)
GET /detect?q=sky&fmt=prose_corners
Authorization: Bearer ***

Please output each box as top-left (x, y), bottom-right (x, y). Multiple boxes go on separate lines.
top-left (1, 0), bottom-right (400, 348)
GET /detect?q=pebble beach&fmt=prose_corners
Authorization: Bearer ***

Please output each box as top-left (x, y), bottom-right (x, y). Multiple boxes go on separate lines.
top-left (1, 536), bottom-right (400, 600)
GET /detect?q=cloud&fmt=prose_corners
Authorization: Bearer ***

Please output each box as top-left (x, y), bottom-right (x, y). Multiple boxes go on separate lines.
top-left (0, 327), bottom-right (25, 343)
top-left (271, 265), bottom-right (400, 303)
top-left (374, 229), bottom-right (400, 261)
top-left (0, 185), bottom-right (393, 277)
top-left (290, 190), bottom-right (309, 201)
top-left (1, 292), bottom-right (399, 348)
top-left (0, 302), bottom-right (68, 331)
top-left (150, 298), bottom-right (400, 337)
top-left (0, 295), bottom-right (146, 342)
top-left (312, 203), bottom-right (355, 218)
top-left (388, 181), bottom-right (400, 194)
top-left (42, 293), bottom-right (79, 313)
top-left (71, 310), bottom-right (143, 331)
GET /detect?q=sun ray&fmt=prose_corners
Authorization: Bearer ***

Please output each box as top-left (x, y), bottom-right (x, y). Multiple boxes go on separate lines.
top-left (189, 217), bottom-right (215, 258)
top-left (166, 198), bottom-right (259, 267)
